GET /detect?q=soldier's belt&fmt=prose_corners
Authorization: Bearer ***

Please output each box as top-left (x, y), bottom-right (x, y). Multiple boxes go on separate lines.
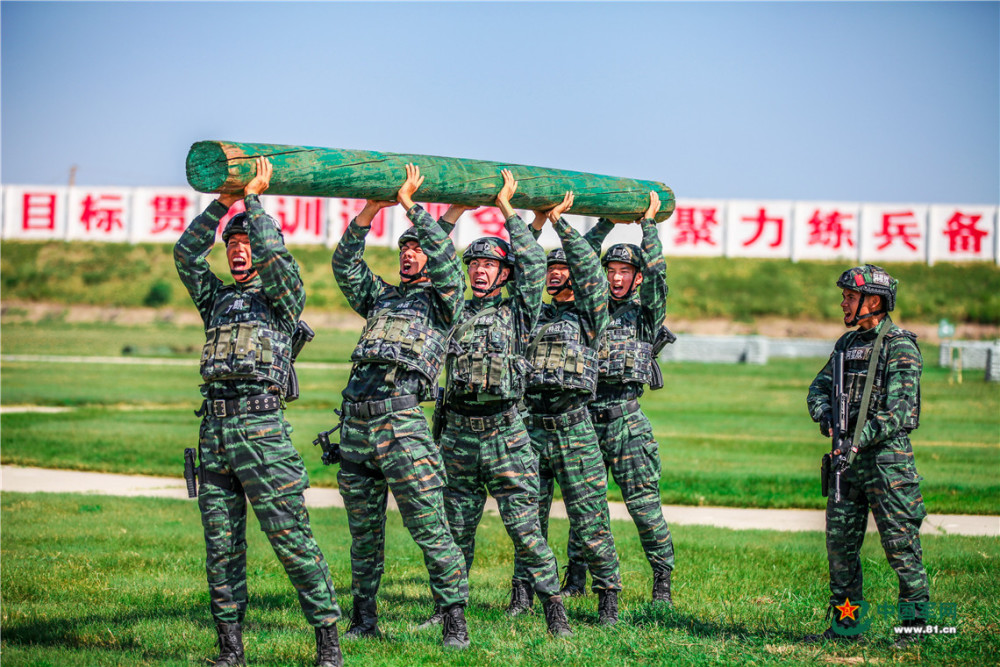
top-left (446, 405), bottom-right (519, 433)
top-left (528, 405), bottom-right (590, 431)
top-left (343, 395), bottom-right (420, 419)
top-left (200, 393), bottom-right (281, 418)
top-left (589, 398), bottom-right (641, 424)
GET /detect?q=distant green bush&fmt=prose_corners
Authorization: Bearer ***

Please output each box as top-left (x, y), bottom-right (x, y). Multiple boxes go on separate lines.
top-left (142, 279), bottom-right (172, 307)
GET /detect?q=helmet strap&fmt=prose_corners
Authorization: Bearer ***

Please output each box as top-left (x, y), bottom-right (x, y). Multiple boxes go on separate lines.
top-left (546, 277), bottom-right (572, 296)
top-left (611, 271), bottom-right (640, 301)
top-left (399, 267), bottom-right (429, 284)
top-left (471, 271), bottom-right (509, 298)
top-left (846, 294), bottom-right (885, 327)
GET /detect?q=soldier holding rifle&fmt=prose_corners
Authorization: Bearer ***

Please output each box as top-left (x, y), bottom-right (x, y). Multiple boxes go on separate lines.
top-left (804, 265), bottom-right (929, 647)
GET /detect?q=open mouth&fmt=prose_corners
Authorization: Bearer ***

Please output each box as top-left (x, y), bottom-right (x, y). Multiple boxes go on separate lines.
top-left (232, 257), bottom-right (248, 269)
top-left (473, 276), bottom-right (490, 288)
top-left (401, 260), bottom-right (414, 274)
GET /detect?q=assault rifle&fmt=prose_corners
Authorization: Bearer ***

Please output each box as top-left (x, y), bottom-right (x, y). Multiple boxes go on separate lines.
top-left (821, 351), bottom-right (850, 502)
top-left (313, 408), bottom-right (343, 466)
top-left (648, 324), bottom-right (677, 391)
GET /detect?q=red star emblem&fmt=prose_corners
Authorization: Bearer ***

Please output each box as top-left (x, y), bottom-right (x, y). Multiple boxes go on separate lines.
top-left (835, 598), bottom-right (861, 621)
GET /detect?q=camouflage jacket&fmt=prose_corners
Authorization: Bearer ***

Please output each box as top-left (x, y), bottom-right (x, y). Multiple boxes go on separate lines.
top-left (439, 212), bottom-right (545, 411)
top-left (585, 217), bottom-right (668, 407)
top-left (174, 196), bottom-right (305, 399)
top-left (526, 216), bottom-right (610, 413)
top-left (334, 204), bottom-right (464, 403)
top-left (807, 317), bottom-right (922, 452)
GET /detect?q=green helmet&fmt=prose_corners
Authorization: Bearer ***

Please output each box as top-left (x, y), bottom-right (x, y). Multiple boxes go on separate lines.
top-left (602, 243), bottom-right (642, 269)
top-left (836, 264), bottom-right (897, 312)
top-left (397, 226), bottom-right (421, 249)
top-left (546, 248), bottom-right (568, 267)
top-left (463, 237), bottom-right (514, 267)
top-left (221, 213), bottom-right (249, 243)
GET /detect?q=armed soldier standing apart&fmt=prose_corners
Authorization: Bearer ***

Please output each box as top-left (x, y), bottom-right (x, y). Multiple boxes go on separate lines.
top-left (510, 193), bottom-right (623, 625)
top-left (804, 265), bottom-right (929, 647)
top-left (328, 164), bottom-right (472, 650)
top-left (175, 157), bottom-right (343, 667)
top-left (559, 193), bottom-right (676, 604)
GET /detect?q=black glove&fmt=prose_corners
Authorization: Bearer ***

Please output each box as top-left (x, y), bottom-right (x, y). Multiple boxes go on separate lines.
top-left (819, 412), bottom-right (832, 438)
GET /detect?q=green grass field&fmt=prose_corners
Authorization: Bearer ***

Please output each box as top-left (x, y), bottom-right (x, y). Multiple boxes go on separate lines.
top-left (3, 492), bottom-right (999, 666)
top-left (2, 320), bottom-right (998, 514)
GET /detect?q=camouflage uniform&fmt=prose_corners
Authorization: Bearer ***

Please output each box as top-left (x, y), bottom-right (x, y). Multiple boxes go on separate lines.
top-left (513, 217), bottom-right (622, 598)
top-left (437, 214), bottom-right (563, 603)
top-left (175, 196), bottom-right (340, 629)
top-left (807, 315), bottom-right (929, 626)
top-left (332, 205), bottom-right (469, 610)
top-left (563, 218), bottom-right (675, 585)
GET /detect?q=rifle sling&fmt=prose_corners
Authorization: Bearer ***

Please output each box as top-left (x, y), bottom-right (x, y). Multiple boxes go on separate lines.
top-left (847, 319), bottom-right (889, 466)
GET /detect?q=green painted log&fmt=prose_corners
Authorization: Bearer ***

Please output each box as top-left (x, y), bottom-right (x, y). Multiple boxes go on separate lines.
top-left (186, 140), bottom-right (674, 221)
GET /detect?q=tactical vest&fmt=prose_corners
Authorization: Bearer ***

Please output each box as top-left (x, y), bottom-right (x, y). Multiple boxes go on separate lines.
top-left (526, 306), bottom-right (599, 396)
top-left (447, 301), bottom-right (529, 401)
top-left (200, 285), bottom-right (293, 389)
top-left (350, 285), bottom-right (450, 385)
top-left (842, 327), bottom-right (920, 432)
top-left (597, 303), bottom-right (654, 386)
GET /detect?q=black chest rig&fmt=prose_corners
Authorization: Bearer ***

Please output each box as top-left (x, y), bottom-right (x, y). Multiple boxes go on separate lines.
top-left (843, 327), bottom-right (920, 432)
top-left (350, 284), bottom-right (450, 385)
top-left (597, 302), bottom-right (654, 386)
top-left (446, 300), bottom-right (529, 401)
top-left (526, 303), bottom-right (599, 397)
top-left (200, 284), bottom-right (293, 389)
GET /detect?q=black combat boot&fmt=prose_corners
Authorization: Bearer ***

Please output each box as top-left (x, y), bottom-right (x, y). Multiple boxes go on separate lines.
top-left (505, 578), bottom-right (534, 617)
top-left (894, 618), bottom-right (927, 649)
top-left (343, 596), bottom-right (382, 640)
top-left (542, 595), bottom-right (573, 638)
top-left (801, 625), bottom-right (866, 643)
top-left (212, 622), bottom-right (245, 667)
top-left (441, 603), bottom-right (470, 649)
top-left (415, 605), bottom-right (444, 630)
top-left (652, 569), bottom-right (673, 605)
top-left (597, 589), bottom-right (619, 626)
top-left (314, 624), bottom-right (343, 667)
top-left (560, 562), bottom-right (588, 597)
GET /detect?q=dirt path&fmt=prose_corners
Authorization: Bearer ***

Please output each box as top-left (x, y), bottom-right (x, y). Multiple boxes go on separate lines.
top-left (3, 465), bottom-right (995, 537)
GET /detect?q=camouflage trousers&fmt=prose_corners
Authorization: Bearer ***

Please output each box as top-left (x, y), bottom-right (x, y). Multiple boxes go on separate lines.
top-left (566, 402), bottom-right (674, 575)
top-left (337, 405), bottom-right (469, 607)
top-left (513, 407), bottom-right (622, 592)
top-left (441, 408), bottom-right (561, 600)
top-left (825, 435), bottom-right (929, 613)
top-left (197, 409), bottom-right (340, 627)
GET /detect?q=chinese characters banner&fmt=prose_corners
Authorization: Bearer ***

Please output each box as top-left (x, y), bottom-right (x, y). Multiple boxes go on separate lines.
top-left (66, 188), bottom-right (132, 241)
top-left (928, 205), bottom-right (997, 264)
top-left (3, 186), bottom-right (67, 239)
top-left (663, 199), bottom-right (725, 256)
top-left (132, 188), bottom-right (200, 243)
top-left (860, 204), bottom-right (928, 263)
top-left (725, 200), bottom-right (793, 258)
top-left (262, 195), bottom-right (327, 245)
top-left (791, 202), bottom-right (860, 262)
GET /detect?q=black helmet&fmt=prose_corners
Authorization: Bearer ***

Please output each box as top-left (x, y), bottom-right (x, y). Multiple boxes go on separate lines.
top-left (601, 243), bottom-right (642, 269)
top-left (221, 212), bottom-right (249, 243)
top-left (463, 237), bottom-right (514, 267)
top-left (836, 264), bottom-right (897, 312)
top-left (546, 248), bottom-right (568, 267)
top-left (397, 226), bottom-right (421, 249)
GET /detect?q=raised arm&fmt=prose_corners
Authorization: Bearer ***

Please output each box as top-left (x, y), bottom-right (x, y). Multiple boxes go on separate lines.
top-left (550, 192), bottom-right (609, 345)
top-left (332, 199), bottom-right (395, 316)
top-left (174, 198), bottom-right (231, 325)
top-left (399, 164), bottom-right (465, 326)
top-left (638, 192), bottom-right (668, 332)
top-left (498, 170), bottom-right (546, 341)
top-left (242, 158), bottom-right (305, 325)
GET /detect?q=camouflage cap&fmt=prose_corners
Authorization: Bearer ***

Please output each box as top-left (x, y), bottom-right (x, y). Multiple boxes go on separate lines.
top-left (602, 243), bottom-right (642, 269)
top-left (836, 264), bottom-right (897, 311)
top-left (463, 236), bottom-right (514, 267)
top-left (397, 226), bottom-right (421, 249)
top-left (221, 213), bottom-right (249, 243)
top-left (546, 248), bottom-right (568, 267)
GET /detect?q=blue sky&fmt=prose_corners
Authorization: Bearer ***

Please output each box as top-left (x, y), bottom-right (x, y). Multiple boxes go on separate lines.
top-left (2, 1), bottom-right (998, 204)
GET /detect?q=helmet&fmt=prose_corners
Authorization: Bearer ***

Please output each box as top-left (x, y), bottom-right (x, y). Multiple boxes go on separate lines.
top-left (397, 226), bottom-right (420, 249)
top-left (836, 264), bottom-right (897, 312)
top-left (546, 248), bottom-right (568, 267)
top-left (463, 237), bottom-right (514, 267)
top-left (601, 243), bottom-right (642, 269)
top-left (221, 212), bottom-right (249, 243)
